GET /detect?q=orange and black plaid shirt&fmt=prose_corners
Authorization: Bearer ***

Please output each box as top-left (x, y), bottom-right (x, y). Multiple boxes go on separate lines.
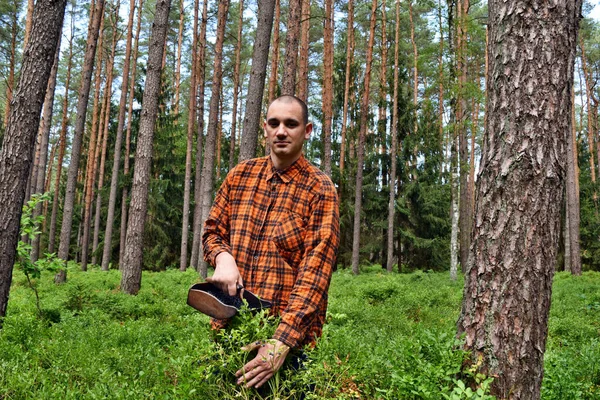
top-left (203, 155), bottom-right (340, 348)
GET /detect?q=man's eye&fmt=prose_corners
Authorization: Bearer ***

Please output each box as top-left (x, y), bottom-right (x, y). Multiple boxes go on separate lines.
top-left (286, 122), bottom-right (298, 128)
top-left (269, 122), bottom-right (279, 128)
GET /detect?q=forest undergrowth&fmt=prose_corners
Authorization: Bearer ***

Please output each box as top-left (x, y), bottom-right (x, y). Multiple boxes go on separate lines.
top-left (0, 265), bottom-right (598, 399)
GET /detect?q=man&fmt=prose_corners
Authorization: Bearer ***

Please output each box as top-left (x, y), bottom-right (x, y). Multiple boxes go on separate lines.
top-left (202, 95), bottom-right (340, 389)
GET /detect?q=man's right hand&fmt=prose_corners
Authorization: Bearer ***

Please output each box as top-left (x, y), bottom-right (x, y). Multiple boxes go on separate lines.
top-left (206, 252), bottom-right (244, 296)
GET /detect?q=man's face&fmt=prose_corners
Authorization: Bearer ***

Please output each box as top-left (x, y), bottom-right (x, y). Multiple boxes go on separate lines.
top-left (264, 100), bottom-right (312, 169)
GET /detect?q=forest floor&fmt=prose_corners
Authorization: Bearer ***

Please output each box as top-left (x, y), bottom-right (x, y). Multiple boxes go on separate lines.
top-left (1, 265), bottom-right (598, 399)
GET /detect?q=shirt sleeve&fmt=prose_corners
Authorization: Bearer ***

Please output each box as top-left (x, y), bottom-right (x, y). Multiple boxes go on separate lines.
top-left (202, 172), bottom-right (233, 266)
top-left (272, 179), bottom-right (340, 348)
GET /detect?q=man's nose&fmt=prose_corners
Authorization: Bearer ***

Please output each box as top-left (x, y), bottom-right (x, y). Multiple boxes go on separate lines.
top-left (276, 124), bottom-right (287, 136)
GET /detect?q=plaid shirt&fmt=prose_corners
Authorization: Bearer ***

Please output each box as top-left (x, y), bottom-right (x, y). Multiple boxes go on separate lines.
top-left (203, 155), bottom-right (340, 348)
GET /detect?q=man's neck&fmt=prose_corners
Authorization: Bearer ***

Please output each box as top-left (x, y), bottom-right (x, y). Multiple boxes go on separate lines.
top-left (270, 154), bottom-right (301, 171)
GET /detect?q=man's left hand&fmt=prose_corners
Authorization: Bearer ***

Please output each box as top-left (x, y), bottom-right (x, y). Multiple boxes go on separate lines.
top-left (235, 339), bottom-right (290, 388)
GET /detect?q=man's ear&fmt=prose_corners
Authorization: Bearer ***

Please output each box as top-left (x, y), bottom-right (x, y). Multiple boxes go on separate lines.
top-left (304, 122), bottom-right (313, 139)
top-left (263, 121), bottom-right (268, 137)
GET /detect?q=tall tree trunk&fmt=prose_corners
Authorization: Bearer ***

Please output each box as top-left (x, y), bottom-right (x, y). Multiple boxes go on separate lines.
top-left (450, 132), bottom-right (459, 280)
top-left (103, 0), bottom-right (138, 270)
top-left (297, 0), bottom-right (311, 101)
top-left (173, 0), bottom-right (185, 118)
top-left (437, 0), bottom-right (445, 179)
top-left (23, 0), bottom-right (35, 47)
top-left (321, 0), bottom-right (333, 177)
top-left (387, 0), bottom-right (400, 273)
top-left (409, 0), bottom-right (418, 136)
top-left (198, 0), bottom-right (231, 278)
top-left (351, 0), bottom-right (377, 275)
top-left (457, 0), bottom-right (471, 273)
top-left (81, 9), bottom-right (108, 271)
top-left (92, 10), bottom-right (120, 267)
top-left (281, 0), bottom-right (302, 95)
top-left (42, 141), bottom-right (58, 236)
top-left (179, 0), bottom-right (200, 272)
top-left (31, 40), bottom-right (61, 262)
top-left (339, 0), bottom-right (354, 192)
top-left (566, 86), bottom-right (582, 275)
top-left (190, 0), bottom-right (208, 271)
top-left (56, 0), bottom-right (106, 283)
top-left (238, 0), bottom-right (275, 161)
top-left (457, 1), bottom-right (582, 397)
top-left (121, 0), bottom-right (173, 294)
top-left (229, 0), bottom-right (244, 171)
top-left (378, 0), bottom-right (388, 191)
top-left (0, 0), bottom-right (67, 325)
top-left (4, 6), bottom-right (20, 132)
top-left (580, 38), bottom-right (598, 216)
top-left (49, 30), bottom-right (74, 255)
top-left (120, 0), bottom-right (144, 268)
top-left (268, 0), bottom-right (281, 104)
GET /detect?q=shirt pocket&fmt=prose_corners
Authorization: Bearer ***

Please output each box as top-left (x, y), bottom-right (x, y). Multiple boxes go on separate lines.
top-left (272, 211), bottom-right (307, 255)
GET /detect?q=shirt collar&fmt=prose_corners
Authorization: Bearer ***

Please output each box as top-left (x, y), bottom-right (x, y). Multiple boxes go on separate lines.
top-left (266, 154), bottom-right (307, 183)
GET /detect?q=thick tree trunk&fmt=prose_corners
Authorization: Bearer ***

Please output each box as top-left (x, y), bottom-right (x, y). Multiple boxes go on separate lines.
top-left (281, 0), bottom-right (302, 95)
top-left (409, 0), bottom-right (418, 136)
top-left (566, 86), bottom-right (582, 275)
top-left (198, 0), bottom-right (231, 278)
top-left (102, 0), bottom-right (138, 271)
top-left (229, 0), bottom-right (244, 171)
top-left (121, 0), bottom-right (172, 294)
top-left (180, 0), bottom-right (200, 272)
top-left (238, 0), bottom-right (275, 162)
top-left (31, 41), bottom-right (61, 262)
top-left (120, 0), bottom-right (144, 268)
top-left (339, 0), bottom-right (354, 189)
top-left (190, 0), bottom-right (208, 271)
top-left (56, 0), bottom-right (106, 283)
top-left (0, 0), bottom-right (67, 325)
top-left (321, 0), bottom-right (333, 177)
top-left (387, 0), bottom-right (400, 273)
top-left (351, 0), bottom-right (377, 275)
top-left (268, 0), bottom-right (281, 104)
top-left (297, 0), bottom-right (311, 102)
top-left (457, 1), bottom-right (582, 398)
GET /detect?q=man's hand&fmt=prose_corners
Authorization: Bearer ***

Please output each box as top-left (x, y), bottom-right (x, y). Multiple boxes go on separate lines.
top-left (206, 252), bottom-right (243, 296)
top-left (235, 339), bottom-right (290, 389)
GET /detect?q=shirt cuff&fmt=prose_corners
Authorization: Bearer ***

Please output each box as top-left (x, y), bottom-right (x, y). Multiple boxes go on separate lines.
top-left (204, 245), bottom-right (231, 266)
top-left (272, 321), bottom-right (303, 349)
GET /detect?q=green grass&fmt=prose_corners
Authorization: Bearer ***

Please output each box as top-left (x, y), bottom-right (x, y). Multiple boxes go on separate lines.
top-left (0, 265), bottom-right (598, 399)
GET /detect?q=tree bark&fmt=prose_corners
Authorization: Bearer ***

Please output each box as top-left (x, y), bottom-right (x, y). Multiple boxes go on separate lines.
top-left (281, 0), bottom-right (302, 95)
top-left (437, 0), bottom-right (445, 179)
top-left (297, 0), bottom-right (311, 102)
top-left (121, 0), bottom-right (172, 294)
top-left (31, 40), bottom-right (62, 262)
top-left (56, 0), bottom-right (106, 283)
top-left (457, 1), bottom-right (583, 397)
top-left (321, 0), bottom-right (333, 177)
top-left (351, 0), bottom-right (377, 275)
top-left (102, 0), bottom-right (138, 271)
top-left (198, 0), bottom-right (231, 278)
top-left (173, 0), bottom-right (185, 118)
top-left (180, 0), bottom-right (200, 272)
top-left (120, 0), bottom-right (144, 268)
top-left (409, 0), bottom-right (418, 136)
top-left (450, 131), bottom-right (459, 281)
top-left (387, 0), bottom-right (400, 273)
top-left (239, 0), bottom-right (275, 162)
top-left (190, 0), bottom-right (209, 271)
top-left (0, 0), bottom-right (67, 325)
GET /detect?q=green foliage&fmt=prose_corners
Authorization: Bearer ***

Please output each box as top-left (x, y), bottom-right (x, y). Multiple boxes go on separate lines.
top-left (2, 268), bottom-right (599, 398)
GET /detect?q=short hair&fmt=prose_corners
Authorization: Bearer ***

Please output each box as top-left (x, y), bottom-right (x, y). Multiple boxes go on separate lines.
top-left (270, 95), bottom-right (309, 125)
